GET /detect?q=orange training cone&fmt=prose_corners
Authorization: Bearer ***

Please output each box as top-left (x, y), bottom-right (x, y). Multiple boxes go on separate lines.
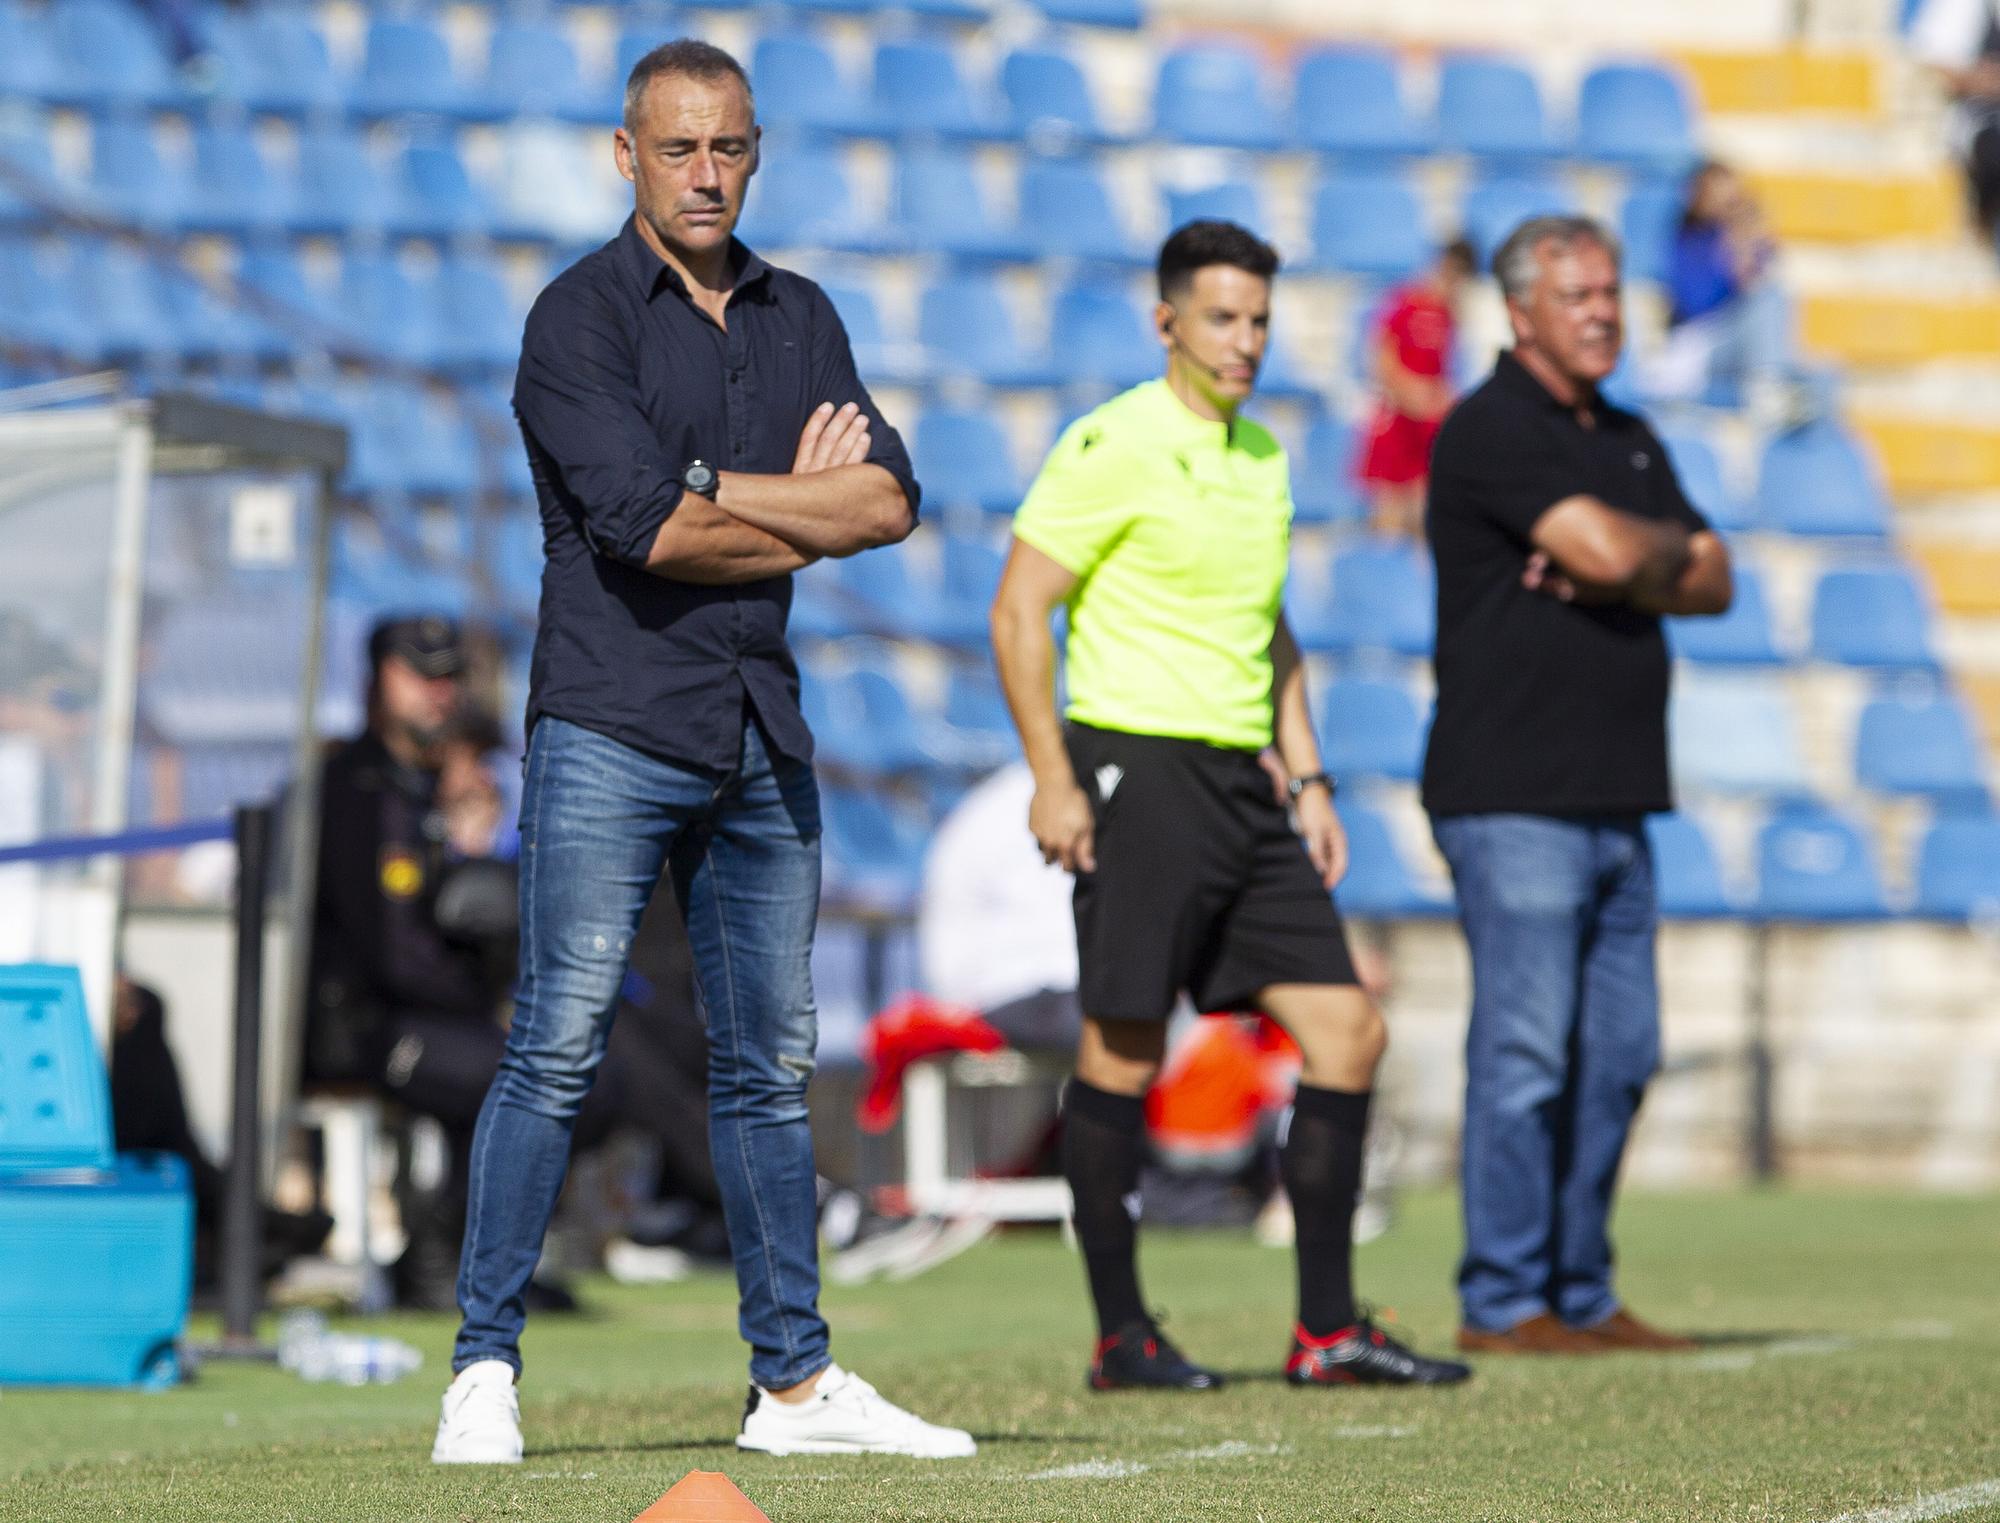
top-left (631, 1471), bottom-right (773, 1523)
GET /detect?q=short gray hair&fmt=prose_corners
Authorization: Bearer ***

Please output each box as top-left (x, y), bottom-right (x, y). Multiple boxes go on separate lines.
top-left (623, 38), bottom-right (754, 132)
top-left (1492, 215), bottom-right (1620, 303)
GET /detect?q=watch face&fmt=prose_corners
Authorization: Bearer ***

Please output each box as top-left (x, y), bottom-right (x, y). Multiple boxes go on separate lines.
top-left (685, 462), bottom-right (716, 494)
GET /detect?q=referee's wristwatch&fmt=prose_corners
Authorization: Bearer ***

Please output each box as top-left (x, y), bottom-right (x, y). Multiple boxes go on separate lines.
top-left (680, 459), bottom-right (719, 500)
top-left (1287, 771), bottom-right (1337, 801)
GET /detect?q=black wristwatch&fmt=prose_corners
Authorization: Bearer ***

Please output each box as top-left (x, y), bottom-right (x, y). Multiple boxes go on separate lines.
top-left (680, 459), bottom-right (719, 499)
top-left (1287, 771), bottom-right (1336, 801)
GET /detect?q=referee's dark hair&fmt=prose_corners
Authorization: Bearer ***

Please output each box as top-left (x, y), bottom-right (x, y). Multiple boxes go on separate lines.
top-left (1158, 219), bottom-right (1281, 302)
top-left (624, 38), bottom-right (755, 130)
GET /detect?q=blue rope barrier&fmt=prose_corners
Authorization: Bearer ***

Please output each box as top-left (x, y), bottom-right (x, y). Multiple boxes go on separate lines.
top-left (0, 818), bottom-right (237, 867)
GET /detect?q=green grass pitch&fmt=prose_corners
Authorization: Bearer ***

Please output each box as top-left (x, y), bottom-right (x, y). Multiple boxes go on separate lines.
top-left (5, 1189), bottom-right (1998, 1522)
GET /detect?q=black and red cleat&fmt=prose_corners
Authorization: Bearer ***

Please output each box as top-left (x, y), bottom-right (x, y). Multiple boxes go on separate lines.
top-left (1088, 1321), bottom-right (1224, 1392)
top-left (1286, 1316), bottom-right (1472, 1387)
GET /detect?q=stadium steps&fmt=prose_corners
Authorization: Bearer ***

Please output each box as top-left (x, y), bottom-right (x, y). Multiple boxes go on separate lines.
top-left (1675, 46), bottom-right (1884, 119)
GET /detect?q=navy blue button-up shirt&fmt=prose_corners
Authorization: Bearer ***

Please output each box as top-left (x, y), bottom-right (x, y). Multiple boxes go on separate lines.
top-left (513, 216), bottom-right (919, 771)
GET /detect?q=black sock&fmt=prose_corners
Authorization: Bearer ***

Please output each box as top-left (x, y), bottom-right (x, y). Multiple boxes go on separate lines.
top-left (1061, 1078), bottom-right (1149, 1339)
top-left (1282, 1084), bottom-right (1372, 1339)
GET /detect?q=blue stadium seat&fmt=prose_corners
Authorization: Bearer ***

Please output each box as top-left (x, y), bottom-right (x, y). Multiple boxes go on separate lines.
top-left (1165, 180), bottom-right (1268, 237)
top-left (1050, 282), bottom-right (1159, 388)
top-left (1336, 802), bottom-right (1447, 916)
top-left (1657, 425), bottom-right (1753, 532)
top-left (736, 143), bottom-right (886, 254)
top-left (235, 242), bottom-right (354, 349)
top-left (1854, 689), bottom-right (1989, 806)
top-left (751, 34), bottom-right (881, 137)
top-left (1914, 815), bottom-right (2000, 919)
top-left (1809, 566), bottom-right (1936, 669)
top-left (431, 253), bottom-right (526, 375)
top-left (872, 39), bottom-right (1002, 139)
top-left (819, 279), bottom-right (917, 387)
top-left (1001, 48), bottom-right (1118, 148)
top-left (1436, 55), bottom-right (1559, 160)
top-left (1669, 673), bottom-right (1809, 794)
top-left (814, 664), bottom-right (938, 772)
top-left (151, 260), bottom-right (292, 368)
top-left (291, 128), bottom-right (398, 238)
top-left (65, 240), bottom-right (178, 363)
top-left (352, 18), bottom-right (473, 121)
top-left (1755, 802), bottom-right (1887, 921)
top-left (87, 113), bottom-right (188, 233)
top-left (1309, 172), bottom-right (1429, 277)
top-left (490, 507), bottom-right (544, 614)
top-left (480, 22), bottom-right (601, 123)
top-left (914, 409), bottom-right (1024, 514)
top-left (183, 122), bottom-right (293, 237)
top-left (339, 251), bottom-right (438, 367)
top-left (1295, 47), bottom-right (1431, 158)
top-left (941, 533), bottom-right (1007, 609)
top-left (1020, 158), bottom-right (1143, 263)
top-left (0, 116), bottom-right (58, 233)
top-left (939, 669), bottom-right (1017, 770)
top-left (1291, 419), bottom-right (1365, 525)
top-left (1323, 540), bottom-right (1434, 655)
top-left (830, 548), bottom-right (930, 639)
top-left (493, 121), bottom-right (621, 244)
top-left (1319, 677), bottom-right (1424, 782)
top-left (1647, 812), bottom-right (1736, 918)
top-left (393, 141), bottom-right (500, 241)
top-left (49, 0), bottom-right (181, 111)
top-left (206, 7), bottom-right (341, 118)
top-left (894, 147), bottom-right (1032, 261)
top-left (1462, 174), bottom-right (1577, 264)
top-left (1154, 43), bottom-right (1285, 150)
top-left (0, 237), bottom-right (95, 356)
top-left (463, 382), bottom-right (534, 499)
top-left (821, 787), bottom-right (929, 911)
top-left (1029, 0), bottom-right (1144, 25)
top-left (1620, 180), bottom-right (1683, 287)
top-left (919, 272), bottom-right (1059, 388)
top-left (0, 6), bottom-right (62, 102)
top-left (1576, 63), bottom-right (1696, 175)
top-left (1754, 421), bottom-right (1889, 537)
top-left (1667, 565), bottom-right (1782, 664)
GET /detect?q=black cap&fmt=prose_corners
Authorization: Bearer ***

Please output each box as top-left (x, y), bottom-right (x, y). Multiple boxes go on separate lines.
top-left (368, 615), bottom-right (466, 679)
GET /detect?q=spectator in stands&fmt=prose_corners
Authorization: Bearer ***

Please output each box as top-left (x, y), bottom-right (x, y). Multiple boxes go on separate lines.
top-left (431, 38), bottom-right (969, 1466)
top-left (1647, 161), bottom-right (1823, 423)
top-left (1424, 215), bottom-right (1733, 1356)
top-left (1910, 0), bottom-right (2000, 255)
top-left (1356, 238), bottom-right (1477, 540)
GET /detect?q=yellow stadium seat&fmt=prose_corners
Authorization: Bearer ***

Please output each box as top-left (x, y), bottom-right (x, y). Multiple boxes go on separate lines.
top-left (1911, 544), bottom-right (2000, 616)
top-left (1799, 296), bottom-right (2000, 366)
top-left (1853, 415), bottom-right (2000, 496)
top-left (1676, 49), bottom-right (1882, 117)
top-left (1745, 169), bottom-right (1962, 244)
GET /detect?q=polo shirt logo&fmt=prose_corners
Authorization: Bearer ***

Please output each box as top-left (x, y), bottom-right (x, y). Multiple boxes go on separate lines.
top-left (1631, 451), bottom-right (1650, 470)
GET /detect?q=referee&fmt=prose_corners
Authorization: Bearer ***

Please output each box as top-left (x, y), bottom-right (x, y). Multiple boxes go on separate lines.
top-left (991, 221), bottom-right (1469, 1392)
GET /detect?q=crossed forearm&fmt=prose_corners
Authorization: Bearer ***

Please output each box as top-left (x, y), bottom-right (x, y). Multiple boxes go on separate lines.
top-left (643, 494), bottom-right (816, 584)
top-left (716, 464), bottom-right (914, 559)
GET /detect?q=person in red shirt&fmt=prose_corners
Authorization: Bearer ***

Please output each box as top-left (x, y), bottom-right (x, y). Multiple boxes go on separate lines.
top-left (1357, 239), bottom-right (1477, 539)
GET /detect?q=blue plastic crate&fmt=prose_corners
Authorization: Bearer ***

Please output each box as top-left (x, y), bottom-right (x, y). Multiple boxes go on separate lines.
top-left (0, 964), bottom-right (193, 1388)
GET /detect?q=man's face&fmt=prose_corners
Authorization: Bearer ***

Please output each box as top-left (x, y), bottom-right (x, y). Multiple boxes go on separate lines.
top-left (1509, 239), bottom-right (1622, 387)
top-left (375, 656), bottom-right (459, 745)
top-left (614, 73), bottom-right (760, 262)
top-left (1156, 264), bottom-right (1271, 407)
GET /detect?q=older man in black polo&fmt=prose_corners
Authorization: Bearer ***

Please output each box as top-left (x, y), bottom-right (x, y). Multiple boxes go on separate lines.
top-left (1424, 216), bottom-right (1733, 1357)
top-left (428, 39), bottom-right (974, 1464)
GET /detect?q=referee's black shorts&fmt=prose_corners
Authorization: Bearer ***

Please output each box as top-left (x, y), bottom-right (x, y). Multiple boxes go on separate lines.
top-left (1065, 722), bottom-right (1359, 1022)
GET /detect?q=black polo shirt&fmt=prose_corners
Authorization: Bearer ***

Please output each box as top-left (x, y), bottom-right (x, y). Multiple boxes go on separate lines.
top-left (1421, 351), bottom-right (1708, 818)
top-left (513, 217), bottom-right (919, 771)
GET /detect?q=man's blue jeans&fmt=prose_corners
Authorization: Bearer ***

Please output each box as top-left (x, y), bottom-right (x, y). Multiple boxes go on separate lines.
top-left (1431, 813), bottom-right (1662, 1334)
top-left (453, 715), bottom-right (829, 1390)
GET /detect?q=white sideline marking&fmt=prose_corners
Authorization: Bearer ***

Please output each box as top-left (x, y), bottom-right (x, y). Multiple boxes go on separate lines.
top-left (1887, 1319), bottom-right (1955, 1340)
top-left (1018, 1440), bottom-right (1296, 1483)
top-left (1821, 1478), bottom-right (2000, 1523)
top-left (1023, 1459), bottom-right (1151, 1480)
top-left (1691, 1336), bottom-right (1853, 1372)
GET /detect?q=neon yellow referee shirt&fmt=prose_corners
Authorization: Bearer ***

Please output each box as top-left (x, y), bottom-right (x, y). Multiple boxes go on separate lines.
top-left (1012, 379), bottom-right (1294, 752)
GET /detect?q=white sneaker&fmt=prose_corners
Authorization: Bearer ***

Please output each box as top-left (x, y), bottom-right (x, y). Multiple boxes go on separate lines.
top-left (431, 1360), bottom-right (523, 1464)
top-left (736, 1363), bottom-right (976, 1458)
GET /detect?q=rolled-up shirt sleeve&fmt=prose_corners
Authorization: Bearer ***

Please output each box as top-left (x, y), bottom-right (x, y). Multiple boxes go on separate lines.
top-left (513, 283), bottom-right (684, 567)
top-left (805, 283), bottom-right (922, 518)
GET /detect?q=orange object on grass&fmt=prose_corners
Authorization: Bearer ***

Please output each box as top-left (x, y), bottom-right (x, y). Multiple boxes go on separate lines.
top-left (632, 1470), bottom-right (773, 1522)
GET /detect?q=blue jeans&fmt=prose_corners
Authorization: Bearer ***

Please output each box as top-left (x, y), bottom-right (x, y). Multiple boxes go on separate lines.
top-left (453, 715), bottom-right (829, 1390)
top-left (1431, 813), bottom-right (1661, 1333)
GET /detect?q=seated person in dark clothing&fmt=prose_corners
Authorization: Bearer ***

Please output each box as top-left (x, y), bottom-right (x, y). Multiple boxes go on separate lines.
top-left (111, 974), bottom-right (330, 1289)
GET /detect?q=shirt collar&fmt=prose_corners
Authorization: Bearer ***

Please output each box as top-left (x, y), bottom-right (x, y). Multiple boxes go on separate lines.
top-left (1137, 378), bottom-right (1244, 451)
top-left (615, 215), bottom-right (774, 305)
top-left (1494, 349), bottom-right (1602, 418)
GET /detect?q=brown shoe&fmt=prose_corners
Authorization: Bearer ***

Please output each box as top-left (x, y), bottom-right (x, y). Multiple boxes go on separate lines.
top-left (1455, 1312), bottom-right (1607, 1355)
top-left (1569, 1308), bottom-right (1698, 1352)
